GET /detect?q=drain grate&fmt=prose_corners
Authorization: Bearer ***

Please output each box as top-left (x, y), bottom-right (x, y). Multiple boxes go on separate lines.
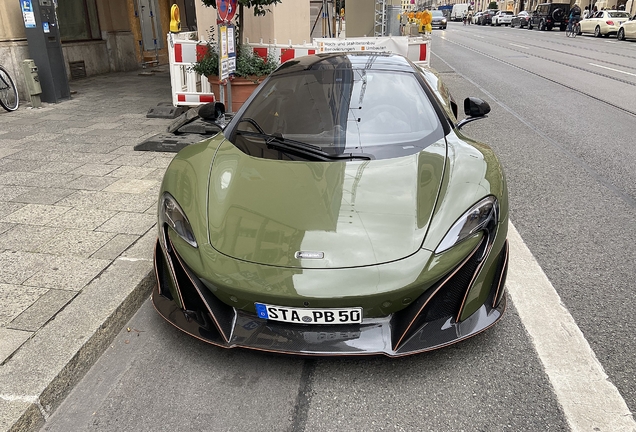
top-left (69, 61), bottom-right (87, 79)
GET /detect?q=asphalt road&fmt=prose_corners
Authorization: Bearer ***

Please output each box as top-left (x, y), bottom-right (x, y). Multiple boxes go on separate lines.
top-left (429, 22), bottom-right (636, 416)
top-left (42, 23), bottom-right (636, 431)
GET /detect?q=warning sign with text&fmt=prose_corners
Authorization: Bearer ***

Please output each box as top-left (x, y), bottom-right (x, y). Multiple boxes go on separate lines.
top-left (313, 37), bottom-right (409, 57)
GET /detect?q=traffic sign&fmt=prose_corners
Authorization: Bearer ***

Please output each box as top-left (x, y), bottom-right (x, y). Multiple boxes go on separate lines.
top-left (216, 0), bottom-right (238, 22)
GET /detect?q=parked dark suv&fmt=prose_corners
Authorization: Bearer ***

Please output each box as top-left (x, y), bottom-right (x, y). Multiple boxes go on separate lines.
top-left (528, 3), bottom-right (570, 31)
top-left (479, 9), bottom-right (498, 25)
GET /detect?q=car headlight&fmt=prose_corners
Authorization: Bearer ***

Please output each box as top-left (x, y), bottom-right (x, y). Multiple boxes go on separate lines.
top-left (159, 193), bottom-right (198, 248)
top-left (435, 196), bottom-right (498, 254)
top-left (442, 18), bottom-right (447, 23)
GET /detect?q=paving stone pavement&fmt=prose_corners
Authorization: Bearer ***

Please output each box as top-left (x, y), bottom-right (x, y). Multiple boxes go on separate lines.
top-left (0, 67), bottom-right (177, 432)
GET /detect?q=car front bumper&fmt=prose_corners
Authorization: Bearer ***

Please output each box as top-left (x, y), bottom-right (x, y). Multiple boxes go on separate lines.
top-left (431, 21), bottom-right (448, 28)
top-left (152, 232), bottom-right (509, 357)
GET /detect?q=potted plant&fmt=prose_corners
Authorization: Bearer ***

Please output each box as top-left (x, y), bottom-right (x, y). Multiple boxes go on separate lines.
top-left (190, 41), bottom-right (278, 112)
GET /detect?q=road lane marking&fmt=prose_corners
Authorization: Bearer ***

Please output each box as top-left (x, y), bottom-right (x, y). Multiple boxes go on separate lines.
top-left (589, 62), bottom-right (636, 77)
top-left (509, 43), bottom-right (529, 49)
top-left (507, 223), bottom-right (636, 431)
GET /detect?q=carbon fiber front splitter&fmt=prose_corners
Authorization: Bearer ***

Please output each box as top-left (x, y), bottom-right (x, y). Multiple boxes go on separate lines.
top-left (152, 290), bottom-right (505, 357)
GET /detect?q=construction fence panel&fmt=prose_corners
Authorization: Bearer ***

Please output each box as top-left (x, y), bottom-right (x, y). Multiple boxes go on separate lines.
top-left (168, 35), bottom-right (431, 107)
top-left (168, 33), bottom-right (216, 107)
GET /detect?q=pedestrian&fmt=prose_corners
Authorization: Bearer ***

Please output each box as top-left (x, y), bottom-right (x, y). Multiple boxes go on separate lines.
top-left (467, 12), bottom-right (472, 24)
top-left (583, 5), bottom-right (589, 18)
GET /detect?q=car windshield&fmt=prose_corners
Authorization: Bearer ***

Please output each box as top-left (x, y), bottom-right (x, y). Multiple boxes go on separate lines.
top-left (432, 11), bottom-right (443, 16)
top-left (233, 63), bottom-right (444, 159)
top-left (608, 11), bottom-right (630, 18)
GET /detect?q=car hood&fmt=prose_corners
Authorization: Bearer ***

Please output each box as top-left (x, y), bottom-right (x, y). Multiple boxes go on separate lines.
top-left (207, 139), bottom-right (447, 269)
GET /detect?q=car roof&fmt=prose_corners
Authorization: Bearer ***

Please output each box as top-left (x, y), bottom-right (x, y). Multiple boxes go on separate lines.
top-left (271, 53), bottom-right (416, 76)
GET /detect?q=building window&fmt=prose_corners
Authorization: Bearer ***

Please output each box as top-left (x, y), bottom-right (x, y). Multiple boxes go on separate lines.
top-left (57, 0), bottom-right (101, 41)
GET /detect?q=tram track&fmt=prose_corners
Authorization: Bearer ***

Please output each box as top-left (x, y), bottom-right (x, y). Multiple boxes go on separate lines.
top-left (435, 32), bottom-right (636, 118)
top-left (455, 26), bottom-right (636, 64)
top-left (430, 39), bottom-right (636, 210)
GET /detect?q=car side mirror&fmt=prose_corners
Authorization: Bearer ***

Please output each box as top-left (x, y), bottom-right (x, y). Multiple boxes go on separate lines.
top-left (464, 97), bottom-right (490, 117)
top-left (456, 97), bottom-right (490, 130)
top-left (199, 101), bottom-right (226, 121)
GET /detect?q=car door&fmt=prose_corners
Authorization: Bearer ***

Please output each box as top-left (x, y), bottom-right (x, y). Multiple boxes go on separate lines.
top-left (530, 9), bottom-right (539, 26)
top-left (581, 12), bottom-right (598, 33)
top-left (624, 16), bottom-right (636, 39)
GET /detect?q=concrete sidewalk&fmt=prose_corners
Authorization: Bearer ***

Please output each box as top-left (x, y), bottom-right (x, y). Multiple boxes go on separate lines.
top-left (0, 67), bottom-right (176, 431)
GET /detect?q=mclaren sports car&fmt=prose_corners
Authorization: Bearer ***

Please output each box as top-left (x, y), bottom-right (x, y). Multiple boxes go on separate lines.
top-left (153, 52), bottom-right (509, 357)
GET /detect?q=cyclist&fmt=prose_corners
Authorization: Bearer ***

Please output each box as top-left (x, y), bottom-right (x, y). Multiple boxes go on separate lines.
top-left (568, 3), bottom-right (582, 33)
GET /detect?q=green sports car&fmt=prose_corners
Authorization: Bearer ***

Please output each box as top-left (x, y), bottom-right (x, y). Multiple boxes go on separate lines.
top-left (153, 52), bottom-right (509, 357)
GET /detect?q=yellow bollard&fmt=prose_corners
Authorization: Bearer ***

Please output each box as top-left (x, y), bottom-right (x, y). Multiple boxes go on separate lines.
top-left (170, 4), bottom-right (181, 33)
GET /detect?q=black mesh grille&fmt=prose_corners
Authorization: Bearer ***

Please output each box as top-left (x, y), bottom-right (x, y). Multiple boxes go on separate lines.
top-left (423, 238), bottom-right (487, 321)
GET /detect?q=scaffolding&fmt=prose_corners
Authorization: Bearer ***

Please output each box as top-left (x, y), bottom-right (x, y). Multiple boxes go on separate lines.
top-left (374, 0), bottom-right (387, 36)
top-left (310, 0), bottom-right (336, 38)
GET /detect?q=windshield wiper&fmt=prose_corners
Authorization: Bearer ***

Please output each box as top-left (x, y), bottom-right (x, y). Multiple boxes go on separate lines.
top-left (235, 130), bottom-right (373, 161)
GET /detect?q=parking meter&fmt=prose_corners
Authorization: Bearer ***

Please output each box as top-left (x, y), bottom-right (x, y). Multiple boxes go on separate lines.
top-left (21, 0), bottom-right (70, 103)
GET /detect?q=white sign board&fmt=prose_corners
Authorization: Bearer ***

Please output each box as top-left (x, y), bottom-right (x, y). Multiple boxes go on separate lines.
top-left (313, 37), bottom-right (410, 57)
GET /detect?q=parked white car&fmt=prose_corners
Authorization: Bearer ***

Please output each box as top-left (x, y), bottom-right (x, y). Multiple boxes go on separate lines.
top-left (617, 14), bottom-right (636, 41)
top-left (493, 10), bottom-right (514, 26)
top-left (472, 12), bottom-right (483, 24)
top-left (579, 10), bottom-right (631, 37)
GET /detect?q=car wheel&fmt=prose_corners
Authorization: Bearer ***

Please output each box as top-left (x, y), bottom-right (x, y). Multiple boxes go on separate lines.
top-left (528, 21), bottom-right (533, 29)
top-left (539, 20), bottom-right (545, 30)
top-left (510, 22), bottom-right (515, 27)
top-left (594, 26), bottom-right (601, 37)
top-left (618, 28), bottom-right (625, 40)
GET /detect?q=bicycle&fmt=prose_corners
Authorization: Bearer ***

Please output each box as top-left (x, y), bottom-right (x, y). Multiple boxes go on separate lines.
top-left (566, 20), bottom-right (580, 38)
top-left (0, 65), bottom-right (19, 112)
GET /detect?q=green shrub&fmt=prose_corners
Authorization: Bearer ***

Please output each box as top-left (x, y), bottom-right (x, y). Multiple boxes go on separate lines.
top-left (191, 43), bottom-right (278, 81)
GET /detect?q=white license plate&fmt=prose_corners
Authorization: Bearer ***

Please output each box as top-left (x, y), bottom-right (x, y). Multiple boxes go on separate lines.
top-left (255, 303), bottom-right (362, 324)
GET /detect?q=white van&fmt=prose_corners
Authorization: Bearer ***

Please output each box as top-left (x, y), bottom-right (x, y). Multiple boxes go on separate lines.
top-left (451, 3), bottom-right (470, 21)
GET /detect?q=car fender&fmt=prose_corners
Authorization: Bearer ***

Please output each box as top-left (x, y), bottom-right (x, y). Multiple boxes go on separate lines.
top-left (159, 134), bottom-right (225, 246)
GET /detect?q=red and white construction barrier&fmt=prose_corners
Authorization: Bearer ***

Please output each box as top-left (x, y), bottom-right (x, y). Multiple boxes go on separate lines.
top-left (168, 33), bottom-right (216, 107)
top-left (168, 34), bottom-right (431, 107)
